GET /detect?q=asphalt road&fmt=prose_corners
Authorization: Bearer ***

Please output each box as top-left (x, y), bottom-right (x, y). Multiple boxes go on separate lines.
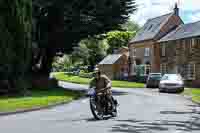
top-left (1, 83), bottom-right (200, 133)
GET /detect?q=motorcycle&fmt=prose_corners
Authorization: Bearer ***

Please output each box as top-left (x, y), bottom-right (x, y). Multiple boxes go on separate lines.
top-left (88, 88), bottom-right (118, 120)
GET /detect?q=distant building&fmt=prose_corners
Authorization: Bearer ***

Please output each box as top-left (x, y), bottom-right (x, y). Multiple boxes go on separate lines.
top-left (97, 47), bottom-right (129, 80)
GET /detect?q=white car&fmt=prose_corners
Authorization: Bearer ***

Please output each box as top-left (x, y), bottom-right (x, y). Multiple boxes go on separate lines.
top-left (159, 74), bottom-right (184, 93)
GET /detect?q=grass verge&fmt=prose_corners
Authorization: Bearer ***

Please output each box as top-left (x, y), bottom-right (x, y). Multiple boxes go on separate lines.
top-left (54, 73), bottom-right (145, 88)
top-left (0, 88), bottom-right (82, 113)
top-left (183, 88), bottom-right (200, 103)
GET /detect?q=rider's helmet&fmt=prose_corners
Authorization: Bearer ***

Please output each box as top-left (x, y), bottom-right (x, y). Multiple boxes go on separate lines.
top-left (94, 67), bottom-right (101, 75)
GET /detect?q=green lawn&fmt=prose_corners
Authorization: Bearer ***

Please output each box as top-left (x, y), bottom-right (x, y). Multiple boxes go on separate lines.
top-left (183, 88), bottom-right (200, 103)
top-left (0, 88), bottom-right (82, 113)
top-left (54, 73), bottom-right (145, 88)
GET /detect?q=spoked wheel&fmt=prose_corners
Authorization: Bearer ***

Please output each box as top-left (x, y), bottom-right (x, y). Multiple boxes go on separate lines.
top-left (89, 96), bottom-right (104, 120)
top-left (111, 105), bottom-right (117, 117)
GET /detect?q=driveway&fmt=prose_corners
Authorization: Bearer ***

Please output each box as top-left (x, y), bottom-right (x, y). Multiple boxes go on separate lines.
top-left (0, 82), bottom-right (200, 133)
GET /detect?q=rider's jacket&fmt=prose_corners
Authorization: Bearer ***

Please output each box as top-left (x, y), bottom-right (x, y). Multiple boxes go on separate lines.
top-left (89, 75), bottom-right (111, 94)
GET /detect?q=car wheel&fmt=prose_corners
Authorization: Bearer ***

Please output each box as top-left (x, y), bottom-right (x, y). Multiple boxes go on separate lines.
top-left (178, 88), bottom-right (184, 93)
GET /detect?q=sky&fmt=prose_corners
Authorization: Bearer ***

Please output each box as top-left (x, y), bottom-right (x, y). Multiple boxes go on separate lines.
top-left (130, 0), bottom-right (200, 26)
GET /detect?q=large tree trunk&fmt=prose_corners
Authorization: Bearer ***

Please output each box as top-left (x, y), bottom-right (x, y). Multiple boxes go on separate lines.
top-left (39, 48), bottom-right (55, 76)
top-left (31, 48), bottom-right (57, 88)
top-left (31, 4), bottom-right (64, 88)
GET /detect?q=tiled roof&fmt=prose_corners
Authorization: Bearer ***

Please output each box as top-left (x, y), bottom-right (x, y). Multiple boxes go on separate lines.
top-left (130, 13), bottom-right (173, 43)
top-left (159, 21), bottom-right (200, 42)
top-left (98, 54), bottom-right (122, 65)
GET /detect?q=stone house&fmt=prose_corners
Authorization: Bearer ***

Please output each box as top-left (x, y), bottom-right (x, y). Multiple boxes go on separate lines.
top-left (97, 48), bottom-right (129, 80)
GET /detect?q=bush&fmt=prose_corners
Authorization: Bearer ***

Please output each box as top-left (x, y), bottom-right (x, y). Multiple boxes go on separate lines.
top-left (52, 55), bottom-right (72, 72)
top-left (79, 70), bottom-right (94, 78)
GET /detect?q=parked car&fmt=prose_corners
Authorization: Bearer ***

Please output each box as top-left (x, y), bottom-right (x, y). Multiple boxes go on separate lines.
top-left (146, 73), bottom-right (162, 88)
top-left (159, 74), bottom-right (184, 93)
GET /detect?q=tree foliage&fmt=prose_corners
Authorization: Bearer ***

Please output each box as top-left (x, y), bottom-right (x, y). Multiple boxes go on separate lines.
top-left (72, 38), bottom-right (108, 70)
top-left (106, 30), bottom-right (136, 54)
top-left (52, 55), bottom-right (72, 72)
top-left (121, 20), bottom-right (140, 32)
top-left (32, 0), bottom-right (136, 74)
top-left (0, 0), bottom-right (32, 92)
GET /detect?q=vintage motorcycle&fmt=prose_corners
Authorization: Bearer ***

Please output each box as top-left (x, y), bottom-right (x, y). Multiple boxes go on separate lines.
top-left (88, 88), bottom-right (118, 120)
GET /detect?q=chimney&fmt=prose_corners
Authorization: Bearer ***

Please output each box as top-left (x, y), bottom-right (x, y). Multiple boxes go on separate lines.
top-left (174, 3), bottom-right (179, 16)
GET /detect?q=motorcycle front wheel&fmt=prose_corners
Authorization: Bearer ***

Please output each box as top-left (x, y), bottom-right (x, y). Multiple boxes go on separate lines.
top-left (89, 96), bottom-right (104, 120)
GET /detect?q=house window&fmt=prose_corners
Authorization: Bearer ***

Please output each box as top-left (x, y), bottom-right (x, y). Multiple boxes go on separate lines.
top-left (186, 63), bottom-right (196, 80)
top-left (131, 48), bottom-right (136, 57)
top-left (188, 39), bottom-right (195, 53)
top-left (160, 64), bottom-right (167, 74)
top-left (144, 48), bottom-right (150, 57)
top-left (192, 38), bottom-right (196, 47)
top-left (161, 44), bottom-right (166, 56)
top-left (134, 49), bottom-right (137, 56)
top-left (182, 40), bottom-right (186, 50)
top-left (197, 38), bottom-right (200, 46)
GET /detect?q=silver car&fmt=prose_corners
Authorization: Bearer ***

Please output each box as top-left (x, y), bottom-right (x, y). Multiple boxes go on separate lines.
top-left (159, 74), bottom-right (184, 93)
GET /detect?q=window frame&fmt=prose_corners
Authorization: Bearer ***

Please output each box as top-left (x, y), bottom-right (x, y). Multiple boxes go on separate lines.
top-left (161, 44), bottom-right (166, 57)
top-left (192, 38), bottom-right (196, 47)
top-left (144, 48), bottom-right (150, 57)
top-left (197, 38), bottom-right (200, 46)
top-left (186, 63), bottom-right (196, 80)
top-left (182, 40), bottom-right (186, 50)
top-left (188, 39), bottom-right (195, 53)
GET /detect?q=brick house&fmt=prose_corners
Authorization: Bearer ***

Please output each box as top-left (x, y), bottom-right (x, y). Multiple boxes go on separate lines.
top-left (97, 47), bottom-right (129, 80)
top-left (159, 22), bottom-right (200, 87)
top-left (129, 4), bottom-right (182, 77)
top-left (129, 3), bottom-right (200, 86)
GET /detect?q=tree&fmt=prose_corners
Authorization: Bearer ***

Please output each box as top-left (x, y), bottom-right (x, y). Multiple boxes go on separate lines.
top-left (71, 43), bottom-right (89, 65)
top-left (121, 20), bottom-right (140, 32)
top-left (52, 55), bottom-right (72, 72)
top-left (0, 0), bottom-right (32, 93)
top-left (106, 30), bottom-right (136, 54)
top-left (32, 0), bottom-right (136, 76)
top-left (72, 37), bottom-right (108, 71)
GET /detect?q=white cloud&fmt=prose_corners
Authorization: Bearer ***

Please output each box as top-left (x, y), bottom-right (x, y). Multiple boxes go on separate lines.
top-left (181, 0), bottom-right (200, 11)
top-left (130, 0), bottom-right (200, 26)
top-left (190, 13), bottom-right (200, 22)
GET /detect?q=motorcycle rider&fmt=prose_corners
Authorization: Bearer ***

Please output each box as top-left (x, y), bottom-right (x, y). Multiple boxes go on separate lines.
top-left (89, 68), bottom-right (112, 112)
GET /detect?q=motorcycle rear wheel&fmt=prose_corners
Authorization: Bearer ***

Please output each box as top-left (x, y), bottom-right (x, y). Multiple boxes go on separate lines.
top-left (110, 98), bottom-right (117, 117)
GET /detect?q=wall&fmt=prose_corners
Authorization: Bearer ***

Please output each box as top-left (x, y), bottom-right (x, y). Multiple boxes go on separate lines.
top-left (98, 64), bottom-right (114, 80)
top-left (129, 40), bottom-right (156, 75)
top-left (98, 54), bottom-right (129, 80)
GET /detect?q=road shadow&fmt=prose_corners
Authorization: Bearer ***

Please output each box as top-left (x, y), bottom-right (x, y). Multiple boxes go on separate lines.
top-left (85, 118), bottom-right (99, 122)
top-left (110, 105), bottom-right (200, 132)
top-left (69, 116), bottom-right (113, 123)
top-left (85, 116), bottom-right (111, 122)
top-left (112, 91), bottom-right (129, 96)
